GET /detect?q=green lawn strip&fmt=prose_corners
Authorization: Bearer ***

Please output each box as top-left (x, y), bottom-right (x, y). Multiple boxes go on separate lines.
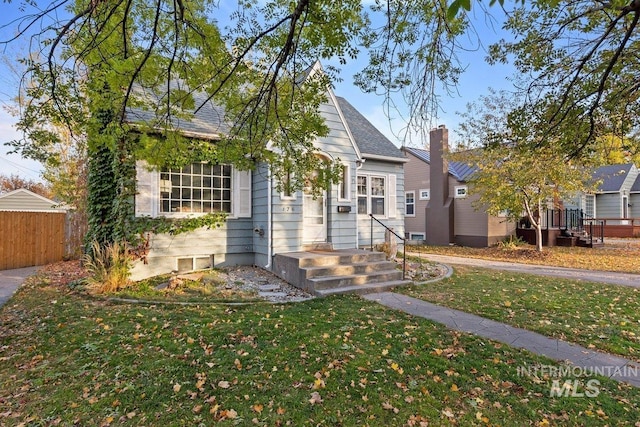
top-left (401, 266), bottom-right (640, 362)
top-left (409, 244), bottom-right (640, 274)
top-left (1, 279), bottom-right (640, 425)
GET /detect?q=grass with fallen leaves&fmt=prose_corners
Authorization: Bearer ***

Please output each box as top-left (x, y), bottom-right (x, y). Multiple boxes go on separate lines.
top-left (2, 268), bottom-right (640, 426)
top-left (402, 266), bottom-right (640, 362)
top-left (410, 241), bottom-right (640, 273)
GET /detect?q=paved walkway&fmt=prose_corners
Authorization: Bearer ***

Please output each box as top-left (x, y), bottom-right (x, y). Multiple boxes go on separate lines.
top-left (364, 293), bottom-right (640, 387)
top-left (365, 255), bottom-right (640, 388)
top-left (411, 253), bottom-right (640, 288)
top-left (0, 266), bottom-right (39, 307)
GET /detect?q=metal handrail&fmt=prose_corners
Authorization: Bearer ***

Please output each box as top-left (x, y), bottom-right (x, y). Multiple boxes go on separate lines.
top-left (369, 214), bottom-right (406, 280)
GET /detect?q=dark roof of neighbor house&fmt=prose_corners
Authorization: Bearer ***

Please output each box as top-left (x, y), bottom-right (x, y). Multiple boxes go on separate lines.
top-left (631, 174), bottom-right (640, 193)
top-left (592, 163), bottom-right (634, 192)
top-left (403, 146), bottom-right (476, 182)
top-left (335, 97), bottom-right (405, 161)
top-left (125, 84), bottom-right (231, 139)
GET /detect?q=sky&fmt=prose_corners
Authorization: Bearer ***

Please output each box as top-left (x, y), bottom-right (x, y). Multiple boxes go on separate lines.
top-left (0, 1), bottom-right (514, 181)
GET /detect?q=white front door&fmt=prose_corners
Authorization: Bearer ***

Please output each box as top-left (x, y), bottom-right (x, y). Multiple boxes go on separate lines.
top-left (303, 190), bottom-right (327, 243)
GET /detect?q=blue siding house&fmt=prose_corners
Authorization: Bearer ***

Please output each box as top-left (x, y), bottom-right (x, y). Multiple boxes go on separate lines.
top-left (130, 63), bottom-right (406, 282)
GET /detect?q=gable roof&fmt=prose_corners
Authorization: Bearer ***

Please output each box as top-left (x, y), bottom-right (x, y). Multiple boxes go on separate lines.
top-left (631, 174), bottom-right (640, 193)
top-left (403, 146), bottom-right (476, 182)
top-left (127, 77), bottom-right (404, 165)
top-left (335, 97), bottom-right (405, 162)
top-left (592, 163), bottom-right (634, 192)
top-left (126, 83), bottom-right (231, 139)
top-left (0, 189), bottom-right (66, 212)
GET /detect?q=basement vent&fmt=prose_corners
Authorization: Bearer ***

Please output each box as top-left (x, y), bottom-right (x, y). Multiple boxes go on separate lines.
top-left (176, 255), bottom-right (213, 273)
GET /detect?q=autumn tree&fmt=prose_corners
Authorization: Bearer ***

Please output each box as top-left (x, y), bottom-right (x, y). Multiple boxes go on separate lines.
top-left (453, 91), bottom-right (594, 252)
top-left (3, 0), bottom-right (640, 253)
top-left (488, 0), bottom-right (640, 158)
top-left (0, 173), bottom-right (51, 198)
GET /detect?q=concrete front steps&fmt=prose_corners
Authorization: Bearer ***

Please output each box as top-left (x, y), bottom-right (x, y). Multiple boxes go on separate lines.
top-left (272, 249), bottom-right (411, 296)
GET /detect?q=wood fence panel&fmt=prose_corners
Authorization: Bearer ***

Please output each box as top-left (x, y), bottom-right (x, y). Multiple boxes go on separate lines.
top-left (0, 211), bottom-right (66, 270)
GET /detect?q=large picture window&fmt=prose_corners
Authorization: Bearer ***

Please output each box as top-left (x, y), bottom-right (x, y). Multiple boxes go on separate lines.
top-left (160, 163), bottom-right (232, 213)
top-left (357, 174), bottom-right (387, 216)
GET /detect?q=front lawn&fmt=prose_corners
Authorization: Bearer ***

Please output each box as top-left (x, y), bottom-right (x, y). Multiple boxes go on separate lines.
top-left (409, 242), bottom-right (640, 273)
top-left (402, 266), bottom-right (640, 362)
top-left (1, 270), bottom-right (640, 425)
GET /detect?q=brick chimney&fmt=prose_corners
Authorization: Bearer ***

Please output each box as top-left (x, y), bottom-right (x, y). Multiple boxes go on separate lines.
top-left (425, 125), bottom-right (454, 245)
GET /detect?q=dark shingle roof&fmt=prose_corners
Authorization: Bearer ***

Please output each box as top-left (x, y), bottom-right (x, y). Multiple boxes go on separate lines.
top-left (404, 146), bottom-right (476, 182)
top-left (631, 175), bottom-right (640, 193)
top-left (126, 84), bottom-right (230, 138)
top-left (335, 97), bottom-right (404, 161)
top-left (592, 163), bottom-right (633, 192)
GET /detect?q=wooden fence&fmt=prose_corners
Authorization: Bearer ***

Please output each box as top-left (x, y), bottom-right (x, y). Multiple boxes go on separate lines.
top-left (0, 211), bottom-right (66, 270)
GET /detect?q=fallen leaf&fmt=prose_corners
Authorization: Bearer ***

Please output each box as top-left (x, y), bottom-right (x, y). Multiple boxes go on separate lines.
top-left (309, 391), bottom-right (323, 405)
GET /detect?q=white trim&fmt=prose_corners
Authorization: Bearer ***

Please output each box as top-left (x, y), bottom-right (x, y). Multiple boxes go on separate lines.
top-left (361, 153), bottom-right (409, 163)
top-left (409, 232), bottom-right (425, 240)
top-left (454, 185), bottom-right (468, 199)
top-left (405, 191), bottom-right (415, 217)
top-left (584, 194), bottom-right (596, 218)
top-left (356, 173), bottom-right (388, 218)
top-left (337, 162), bottom-right (351, 202)
top-left (321, 65), bottom-right (363, 163)
top-left (279, 170), bottom-right (297, 201)
top-left (419, 189), bottom-right (430, 200)
top-left (0, 209), bottom-right (67, 213)
top-left (152, 163), bottom-right (245, 219)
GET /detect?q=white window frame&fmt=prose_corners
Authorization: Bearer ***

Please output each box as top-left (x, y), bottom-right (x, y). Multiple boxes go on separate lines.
top-left (585, 194), bottom-right (596, 218)
top-left (356, 173), bottom-right (388, 218)
top-left (409, 232), bottom-right (425, 240)
top-left (337, 162), bottom-right (351, 202)
top-left (405, 191), bottom-right (415, 217)
top-left (454, 185), bottom-right (468, 199)
top-left (159, 163), bottom-right (233, 217)
top-left (280, 170), bottom-right (297, 201)
top-left (419, 189), bottom-right (430, 200)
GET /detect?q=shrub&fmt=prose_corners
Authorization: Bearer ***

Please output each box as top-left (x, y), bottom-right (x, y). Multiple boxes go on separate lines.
top-left (83, 240), bottom-right (132, 293)
top-left (496, 235), bottom-right (527, 250)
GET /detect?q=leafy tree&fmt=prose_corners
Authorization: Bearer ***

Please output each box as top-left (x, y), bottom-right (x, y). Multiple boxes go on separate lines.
top-left (591, 133), bottom-right (640, 167)
top-left (0, 173), bottom-right (51, 197)
top-left (453, 91), bottom-right (594, 251)
top-left (488, 0), bottom-right (640, 158)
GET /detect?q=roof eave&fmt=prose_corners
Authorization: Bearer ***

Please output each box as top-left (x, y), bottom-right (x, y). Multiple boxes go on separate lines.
top-left (362, 153), bottom-right (408, 163)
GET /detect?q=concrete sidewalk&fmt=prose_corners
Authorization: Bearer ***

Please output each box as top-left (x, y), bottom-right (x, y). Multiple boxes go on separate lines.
top-left (364, 291), bottom-right (640, 388)
top-left (413, 253), bottom-right (640, 288)
top-left (0, 266), bottom-right (39, 307)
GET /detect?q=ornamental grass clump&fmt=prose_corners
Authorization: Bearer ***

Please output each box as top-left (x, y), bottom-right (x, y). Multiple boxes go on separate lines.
top-left (83, 240), bottom-right (132, 293)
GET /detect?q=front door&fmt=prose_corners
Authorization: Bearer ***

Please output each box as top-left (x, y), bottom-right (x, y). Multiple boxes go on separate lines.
top-left (303, 189), bottom-right (327, 243)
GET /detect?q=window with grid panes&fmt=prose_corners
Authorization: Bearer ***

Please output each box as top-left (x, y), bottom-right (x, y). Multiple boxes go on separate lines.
top-left (160, 163), bottom-right (232, 213)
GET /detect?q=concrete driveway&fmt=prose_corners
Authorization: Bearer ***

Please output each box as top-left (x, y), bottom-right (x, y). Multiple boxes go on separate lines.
top-left (0, 266), bottom-right (39, 307)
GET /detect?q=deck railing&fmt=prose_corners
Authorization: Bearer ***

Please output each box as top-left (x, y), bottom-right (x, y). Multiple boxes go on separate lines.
top-left (535, 208), bottom-right (605, 244)
top-left (369, 214), bottom-right (406, 280)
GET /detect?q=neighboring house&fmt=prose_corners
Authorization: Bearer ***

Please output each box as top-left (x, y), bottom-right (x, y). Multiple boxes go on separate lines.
top-left (130, 62), bottom-right (406, 280)
top-left (568, 163), bottom-right (639, 221)
top-left (402, 125), bottom-right (515, 247)
top-left (0, 189), bottom-right (66, 212)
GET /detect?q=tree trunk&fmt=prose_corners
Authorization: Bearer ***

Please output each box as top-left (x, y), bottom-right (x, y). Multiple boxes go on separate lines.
top-left (534, 223), bottom-right (543, 252)
top-left (534, 199), bottom-right (544, 252)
